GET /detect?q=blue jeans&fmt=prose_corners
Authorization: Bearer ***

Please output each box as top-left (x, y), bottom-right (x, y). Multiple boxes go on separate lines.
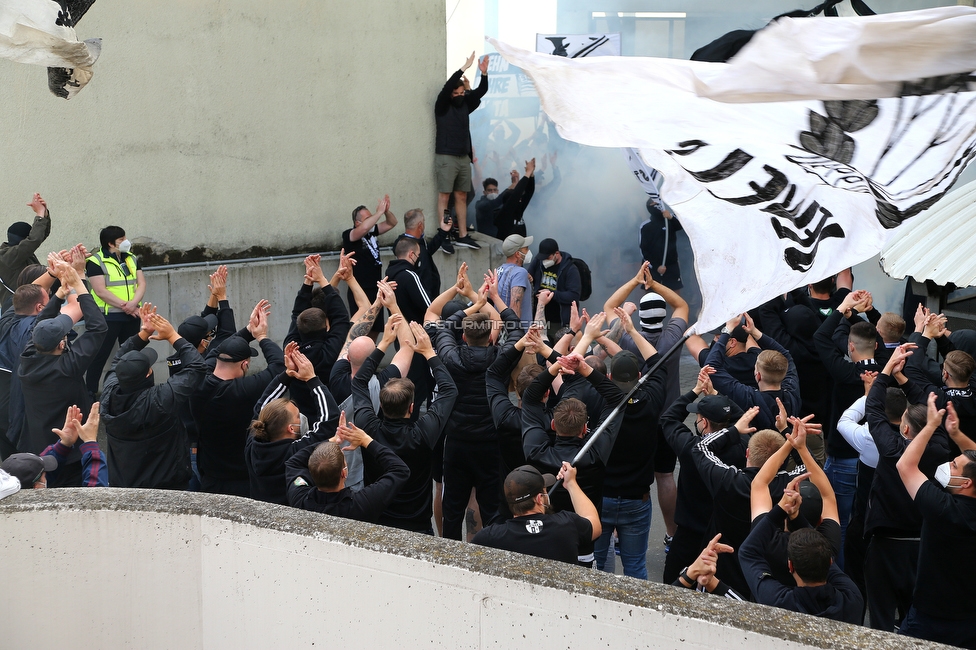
top-left (824, 455), bottom-right (857, 570)
top-left (594, 496), bottom-right (651, 579)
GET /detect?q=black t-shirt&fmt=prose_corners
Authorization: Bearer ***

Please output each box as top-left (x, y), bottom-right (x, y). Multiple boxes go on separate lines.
top-left (913, 481), bottom-right (976, 620)
top-left (471, 510), bottom-right (592, 565)
top-left (342, 225), bottom-right (383, 292)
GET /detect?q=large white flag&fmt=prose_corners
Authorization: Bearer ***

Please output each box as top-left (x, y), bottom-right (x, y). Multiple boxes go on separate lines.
top-left (490, 6), bottom-right (976, 332)
top-left (0, 0), bottom-right (100, 98)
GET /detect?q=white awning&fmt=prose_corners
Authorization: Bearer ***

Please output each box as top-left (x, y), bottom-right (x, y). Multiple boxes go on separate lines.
top-left (880, 179), bottom-right (976, 287)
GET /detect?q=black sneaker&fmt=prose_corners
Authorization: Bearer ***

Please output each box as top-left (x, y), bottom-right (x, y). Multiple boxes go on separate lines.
top-left (439, 236), bottom-right (455, 254)
top-left (455, 235), bottom-right (481, 250)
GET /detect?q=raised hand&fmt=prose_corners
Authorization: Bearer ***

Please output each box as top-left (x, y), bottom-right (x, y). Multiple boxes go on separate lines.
top-left (478, 54), bottom-right (489, 74)
top-left (51, 404), bottom-right (82, 448)
top-left (27, 193), bottom-right (46, 217)
top-left (735, 405), bottom-right (760, 435)
top-left (291, 349), bottom-right (316, 382)
top-left (209, 265), bottom-right (228, 301)
top-left (148, 313), bottom-right (176, 341)
top-left (695, 365), bottom-right (716, 395)
top-left (410, 322), bottom-right (435, 358)
top-left (138, 302), bottom-right (158, 335)
top-left (78, 403), bottom-right (100, 443)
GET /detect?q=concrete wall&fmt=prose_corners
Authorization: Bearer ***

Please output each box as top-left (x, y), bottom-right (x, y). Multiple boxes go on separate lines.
top-left (0, 0), bottom-right (444, 255)
top-left (0, 489), bottom-right (949, 650)
top-left (135, 234), bottom-right (504, 378)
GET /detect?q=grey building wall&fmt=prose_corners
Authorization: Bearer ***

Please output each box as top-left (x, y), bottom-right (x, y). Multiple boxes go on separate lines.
top-left (0, 0), bottom-right (445, 256)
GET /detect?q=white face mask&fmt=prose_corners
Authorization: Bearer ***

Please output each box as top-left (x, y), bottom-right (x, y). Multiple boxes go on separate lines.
top-left (299, 413), bottom-right (309, 437)
top-left (542, 258), bottom-right (556, 269)
top-left (486, 191), bottom-right (499, 200)
top-left (521, 250), bottom-right (533, 266)
top-left (117, 239), bottom-right (132, 254)
top-left (934, 461), bottom-right (964, 489)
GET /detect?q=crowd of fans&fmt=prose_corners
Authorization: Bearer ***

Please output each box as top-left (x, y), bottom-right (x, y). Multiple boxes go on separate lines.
top-left (0, 54), bottom-right (973, 649)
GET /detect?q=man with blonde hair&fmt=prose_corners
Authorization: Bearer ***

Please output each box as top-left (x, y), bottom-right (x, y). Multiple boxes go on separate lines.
top-left (707, 312), bottom-right (800, 431)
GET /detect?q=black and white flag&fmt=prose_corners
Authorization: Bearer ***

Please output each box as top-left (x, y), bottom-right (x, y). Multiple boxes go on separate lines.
top-left (0, 0), bottom-right (99, 98)
top-left (491, 6), bottom-right (976, 332)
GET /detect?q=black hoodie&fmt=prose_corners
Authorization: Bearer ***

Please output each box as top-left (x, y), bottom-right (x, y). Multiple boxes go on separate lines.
top-left (244, 374), bottom-right (338, 505)
top-left (740, 506), bottom-right (863, 622)
top-left (102, 335), bottom-right (205, 489)
top-left (386, 258), bottom-right (433, 325)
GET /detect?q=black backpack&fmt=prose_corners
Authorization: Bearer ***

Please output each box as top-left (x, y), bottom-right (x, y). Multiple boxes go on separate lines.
top-left (572, 258), bottom-right (593, 302)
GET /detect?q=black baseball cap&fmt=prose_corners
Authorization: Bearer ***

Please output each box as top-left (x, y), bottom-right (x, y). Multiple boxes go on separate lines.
top-left (178, 314), bottom-right (218, 347)
top-left (32, 314), bottom-right (74, 352)
top-left (687, 394), bottom-right (740, 425)
top-left (538, 238), bottom-right (559, 258)
top-left (504, 465), bottom-right (556, 505)
top-left (610, 351), bottom-right (641, 391)
top-left (115, 347), bottom-right (158, 386)
top-left (1, 453), bottom-right (57, 488)
top-left (216, 336), bottom-right (258, 362)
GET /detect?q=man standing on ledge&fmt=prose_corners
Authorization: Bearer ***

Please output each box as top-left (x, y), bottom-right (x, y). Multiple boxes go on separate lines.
top-left (434, 52), bottom-right (488, 253)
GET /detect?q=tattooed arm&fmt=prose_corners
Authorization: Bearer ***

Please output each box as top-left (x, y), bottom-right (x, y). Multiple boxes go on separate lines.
top-left (339, 297), bottom-right (382, 361)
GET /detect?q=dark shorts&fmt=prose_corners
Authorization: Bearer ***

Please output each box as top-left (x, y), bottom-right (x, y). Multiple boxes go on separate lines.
top-left (435, 154), bottom-right (471, 193)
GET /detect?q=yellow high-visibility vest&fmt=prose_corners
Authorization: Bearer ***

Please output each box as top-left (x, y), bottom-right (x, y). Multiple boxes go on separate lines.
top-left (87, 249), bottom-right (140, 315)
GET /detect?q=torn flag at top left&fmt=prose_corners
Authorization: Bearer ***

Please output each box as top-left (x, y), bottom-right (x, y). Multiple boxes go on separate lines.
top-left (0, 0), bottom-right (100, 99)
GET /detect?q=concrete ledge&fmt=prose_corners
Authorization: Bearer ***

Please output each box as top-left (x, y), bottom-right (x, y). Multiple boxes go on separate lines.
top-left (0, 489), bottom-right (951, 650)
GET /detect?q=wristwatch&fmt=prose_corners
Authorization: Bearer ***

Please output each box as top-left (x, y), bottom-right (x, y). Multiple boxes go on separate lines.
top-left (720, 326), bottom-right (730, 335)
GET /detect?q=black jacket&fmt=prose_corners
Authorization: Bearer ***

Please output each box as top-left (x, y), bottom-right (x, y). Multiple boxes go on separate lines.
top-left (692, 425), bottom-right (806, 599)
top-left (486, 342), bottom-right (527, 474)
top-left (526, 253), bottom-right (581, 326)
top-left (190, 338), bottom-right (285, 482)
top-left (864, 372), bottom-right (952, 535)
top-left (661, 390), bottom-right (747, 533)
top-left (394, 232), bottom-right (446, 298)
top-left (354, 349), bottom-right (457, 530)
top-left (283, 283), bottom-right (350, 414)
top-left (429, 313), bottom-right (499, 444)
top-left (245, 374), bottom-right (339, 505)
top-left (434, 69), bottom-right (487, 157)
top-left (740, 505), bottom-right (863, 623)
top-left (102, 336), bottom-right (206, 489)
top-left (522, 366), bottom-right (624, 514)
top-left (814, 309), bottom-right (879, 459)
top-left (0, 211), bottom-right (50, 305)
top-left (19, 293), bottom-right (107, 458)
top-left (386, 258), bottom-right (433, 325)
top-left (600, 355), bottom-right (669, 498)
top-left (285, 438), bottom-right (409, 523)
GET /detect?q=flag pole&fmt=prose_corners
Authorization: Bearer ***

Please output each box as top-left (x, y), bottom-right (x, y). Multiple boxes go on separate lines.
top-left (548, 328), bottom-right (693, 496)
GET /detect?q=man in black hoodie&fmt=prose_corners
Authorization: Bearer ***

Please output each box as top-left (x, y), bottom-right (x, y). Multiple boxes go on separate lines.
top-left (101, 310), bottom-right (206, 489)
top-left (246, 342), bottom-right (339, 505)
top-left (283, 255), bottom-right (352, 415)
top-left (434, 52), bottom-right (488, 252)
top-left (285, 412), bottom-right (409, 523)
top-left (706, 312), bottom-right (800, 432)
top-left (353, 322), bottom-right (456, 533)
top-left (740, 487), bottom-right (863, 623)
top-left (526, 238), bottom-right (581, 330)
top-left (19, 261), bottom-right (106, 486)
top-left (814, 289), bottom-right (879, 568)
top-left (864, 344), bottom-right (953, 632)
top-left (429, 307), bottom-right (501, 540)
top-left (190, 303), bottom-right (285, 497)
top-left (386, 239), bottom-right (433, 325)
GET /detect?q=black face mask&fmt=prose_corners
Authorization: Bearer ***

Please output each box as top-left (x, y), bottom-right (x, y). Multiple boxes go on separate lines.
top-left (451, 95), bottom-right (465, 108)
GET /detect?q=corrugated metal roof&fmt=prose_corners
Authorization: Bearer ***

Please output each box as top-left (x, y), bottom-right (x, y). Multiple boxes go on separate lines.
top-left (880, 179), bottom-right (976, 287)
